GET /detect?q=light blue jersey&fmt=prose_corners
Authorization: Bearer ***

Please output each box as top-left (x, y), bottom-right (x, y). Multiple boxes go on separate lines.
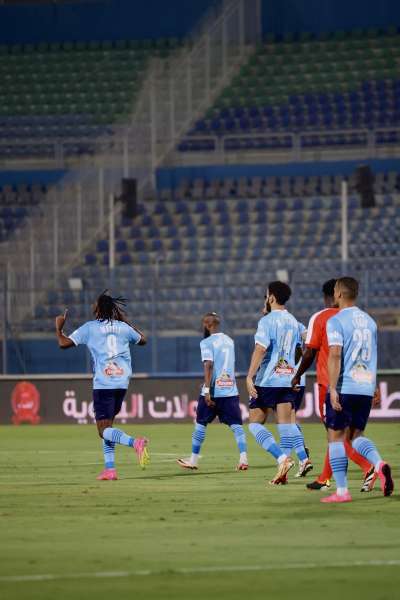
top-left (326, 306), bottom-right (377, 396)
top-left (69, 320), bottom-right (141, 390)
top-left (255, 309), bottom-right (301, 388)
top-left (200, 332), bottom-right (238, 397)
top-left (296, 322), bottom-right (307, 387)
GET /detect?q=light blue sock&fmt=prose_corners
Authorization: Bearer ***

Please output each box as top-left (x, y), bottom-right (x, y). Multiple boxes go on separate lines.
top-left (290, 423), bottom-right (308, 461)
top-left (278, 424), bottom-right (293, 457)
top-left (103, 427), bottom-right (134, 447)
top-left (192, 423), bottom-right (206, 455)
top-left (249, 423), bottom-right (284, 461)
top-left (230, 424), bottom-right (247, 453)
top-left (329, 441), bottom-right (348, 490)
top-left (103, 439), bottom-right (115, 469)
top-left (352, 436), bottom-right (382, 470)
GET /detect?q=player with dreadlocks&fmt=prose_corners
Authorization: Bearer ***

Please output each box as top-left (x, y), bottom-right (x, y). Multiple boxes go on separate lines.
top-left (55, 290), bottom-right (149, 480)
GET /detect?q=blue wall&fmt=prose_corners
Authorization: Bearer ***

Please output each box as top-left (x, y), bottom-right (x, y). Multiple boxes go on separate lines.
top-left (262, 0), bottom-right (399, 36)
top-left (157, 158), bottom-right (400, 190)
top-left (0, 0), bottom-right (217, 45)
top-left (0, 170), bottom-right (65, 187)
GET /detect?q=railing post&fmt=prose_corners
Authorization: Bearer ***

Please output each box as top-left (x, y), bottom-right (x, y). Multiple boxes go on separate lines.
top-left (169, 74), bottom-right (176, 145)
top-left (149, 74), bottom-right (157, 187)
top-left (205, 32), bottom-right (211, 104)
top-left (109, 193), bottom-right (115, 273)
top-left (53, 201), bottom-right (59, 285)
top-left (29, 225), bottom-right (35, 316)
top-left (98, 167), bottom-right (104, 230)
top-left (76, 183), bottom-right (82, 255)
top-left (341, 180), bottom-right (348, 263)
top-left (123, 135), bottom-right (129, 178)
top-left (239, 0), bottom-right (245, 56)
top-left (222, 8), bottom-right (228, 80)
top-left (186, 53), bottom-right (193, 120)
top-left (2, 263), bottom-right (8, 374)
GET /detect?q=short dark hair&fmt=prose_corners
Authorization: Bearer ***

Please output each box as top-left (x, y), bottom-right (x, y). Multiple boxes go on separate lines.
top-left (336, 277), bottom-right (359, 300)
top-left (268, 281), bottom-right (291, 305)
top-left (322, 279), bottom-right (337, 298)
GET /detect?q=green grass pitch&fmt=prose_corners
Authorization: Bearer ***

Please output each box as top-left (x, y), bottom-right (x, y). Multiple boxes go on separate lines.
top-left (0, 423), bottom-right (399, 600)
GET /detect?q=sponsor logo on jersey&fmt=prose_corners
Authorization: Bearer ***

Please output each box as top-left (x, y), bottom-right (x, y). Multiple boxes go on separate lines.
top-left (274, 357), bottom-right (295, 375)
top-left (215, 372), bottom-right (234, 388)
top-left (104, 361), bottom-right (124, 377)
top-left (350, 361), bottom-right (374, 384)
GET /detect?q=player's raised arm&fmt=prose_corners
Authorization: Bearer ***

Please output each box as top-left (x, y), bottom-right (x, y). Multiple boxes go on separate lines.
top-left (55, 310), bottom-right (75, 349)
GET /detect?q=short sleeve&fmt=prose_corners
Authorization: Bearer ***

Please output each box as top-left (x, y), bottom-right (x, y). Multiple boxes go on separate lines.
top-left (254, 317), bottom-right (270, 349)
top-left (127, 325), bottom-right (141, 345)
top-left (305, 312), bottom-right (323, 349)
top-left (200, 340), bottom-right (213, 362)
top-left (326, 316), bottom-right (344, 347)
top-left (69, 322), bottom-right (90, 346)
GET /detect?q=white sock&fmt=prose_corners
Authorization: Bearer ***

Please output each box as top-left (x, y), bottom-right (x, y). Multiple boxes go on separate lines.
top-left (239, 452), bottom-right (248, 464)
top-left (277, 454), bottom-right (287, 465)
top-left (337, 487), bottom-right (348, 496)
top-left (190, 453), bottom-right (199, 466)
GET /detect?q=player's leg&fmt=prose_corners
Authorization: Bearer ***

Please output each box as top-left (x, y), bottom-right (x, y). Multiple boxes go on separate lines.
top-left (307, 385), bottom-right (332, 490)
top-left (276, 393), bottom-right (311, 477)
top-left (96, 417), bottom-right (118, 480)
top-left (96, 390), bottom-right (149, 469)
top-left (350, 396), bottom-right (394, 497)
top-left (177, 395), bottom-right (215, 469)
top-left (248, 389), bottom-right (285, 462)
top-left (321, 393), bottom-right (351, 503)
top-left (219, 396), bottom-right (248, 470)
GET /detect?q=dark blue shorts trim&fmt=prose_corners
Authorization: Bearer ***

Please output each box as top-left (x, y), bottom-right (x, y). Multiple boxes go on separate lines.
top-left (249, 386), bottom-right (297, 410)
top-left (293, 387), bottom-right (305, 412)
top-left (196, 395), bottom-right (242, 426)
top-left (93, 388), bottom-right (127, 421)
top-left (325, 393), bottom-right (372, 431)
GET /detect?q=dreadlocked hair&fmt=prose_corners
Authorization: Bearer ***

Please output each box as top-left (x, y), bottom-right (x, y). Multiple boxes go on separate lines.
top-left (95, 290), bottom-right (128, 322)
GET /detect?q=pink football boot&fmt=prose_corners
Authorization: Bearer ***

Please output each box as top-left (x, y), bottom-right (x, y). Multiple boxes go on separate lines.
top-left (321, 491), bottom-right (352, 503)
top-left (96, 468), bottom-right (118, 481)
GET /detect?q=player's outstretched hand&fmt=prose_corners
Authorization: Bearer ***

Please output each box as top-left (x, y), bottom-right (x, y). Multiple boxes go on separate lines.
top-left (55, 309), bottom-right (68, 332)
top-left (291, 374), bottom-right (301, 390)
top-left (246, 376), bottom-right (257, 399)
top-left (204, 393), bottom-right (215, 408)
top-left (330, 388), bottom-right (342, 411)
top-left (372, 387), bottom-right (381, 408)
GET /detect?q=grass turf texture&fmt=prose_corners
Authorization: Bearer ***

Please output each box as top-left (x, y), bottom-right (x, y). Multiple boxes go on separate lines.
top-left (0, 423), bottom-right (399, 600)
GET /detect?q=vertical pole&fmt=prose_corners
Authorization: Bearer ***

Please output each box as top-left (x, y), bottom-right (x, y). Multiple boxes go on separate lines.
top-left (151, 259), bottom-right (158, 373)
top-left (239, 0), bottom-right (245, 56)
top-left (204, 32), bottom-right (211, 105)
top-left (341, 180), bottom-right (348, 263)
top-left (2, 264), bottom-right (8, 374)
top-left (149, 74), bottom-right (157, 188)
top-left (255, 0), bottom-right (262, 43)
top-left (123, 135), bottom-right (129, 178)
top-left (99, 167), bottom-right (104, 230)
top-left (53, 202), bottom-right (59, 285)
top-left (169, 75), bottom-right (176, 145)
top-left (222, 10), bottom-right (227, 81)
top-left (30, 225), bottom-right (35, 316)
top-left (76, 183), bottom-right (82, 255)
top-left (109, 193), bottom-right (115, 287)
top-left (186, 53), bottom-right (192, 121)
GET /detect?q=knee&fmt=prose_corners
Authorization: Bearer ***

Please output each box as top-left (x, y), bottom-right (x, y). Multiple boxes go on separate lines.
top-left (97, 420), bottom-right (112, 439)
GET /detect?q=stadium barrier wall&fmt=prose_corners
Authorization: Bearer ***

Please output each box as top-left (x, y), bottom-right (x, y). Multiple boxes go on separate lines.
top-left (1, 372), bottom-right (399, 425)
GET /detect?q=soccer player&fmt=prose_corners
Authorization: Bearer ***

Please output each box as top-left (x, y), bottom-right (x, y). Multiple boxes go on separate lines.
top-left (322, 276), bottom-right (394, 502)
top-left (292, 279), bottom-right (373, 491)
top-left (55, 291), bottom-right (149, 480)
top-left (246, 281), bottom-right (311, 485)
top-left (177, 312), bottom-right (248, 471)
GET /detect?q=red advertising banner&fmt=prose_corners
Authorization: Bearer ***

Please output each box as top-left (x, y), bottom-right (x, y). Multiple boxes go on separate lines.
top-left (0, 374), bottom-right (400, 425)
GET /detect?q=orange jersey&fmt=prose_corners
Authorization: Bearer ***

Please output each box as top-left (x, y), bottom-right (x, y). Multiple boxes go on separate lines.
top-left (305, 307), bottom-right (339, 388)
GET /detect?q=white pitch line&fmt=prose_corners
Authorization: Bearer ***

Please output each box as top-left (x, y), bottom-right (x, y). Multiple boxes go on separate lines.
top-left (1, 559), bottom-right (400, 583)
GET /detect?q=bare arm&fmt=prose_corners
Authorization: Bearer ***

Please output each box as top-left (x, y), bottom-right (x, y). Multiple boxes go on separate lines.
top-left (246, 344), bottom-right (266, 398)
top-left (55, 310), bottom-right (75, 350)
top-left (203, 360), bottom-right (215, 407)
top-left (292, 347), bottom-right (317, 388)
top-left (328, 345), bottom-right (342, 410)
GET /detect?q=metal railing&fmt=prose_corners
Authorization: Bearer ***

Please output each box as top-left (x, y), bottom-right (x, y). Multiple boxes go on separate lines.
top-left (3, 0), bottom-right (261, 326)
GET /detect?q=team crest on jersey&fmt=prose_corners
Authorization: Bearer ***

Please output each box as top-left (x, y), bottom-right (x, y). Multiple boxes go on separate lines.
top-left (104, 361), bottom-right (124, 377)
top-left (274, 358), bottom-right (295, 375)
top-left (350, 361), bottom-right (373, 384)
top-left (216, 372), bottom-right (234, 388)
